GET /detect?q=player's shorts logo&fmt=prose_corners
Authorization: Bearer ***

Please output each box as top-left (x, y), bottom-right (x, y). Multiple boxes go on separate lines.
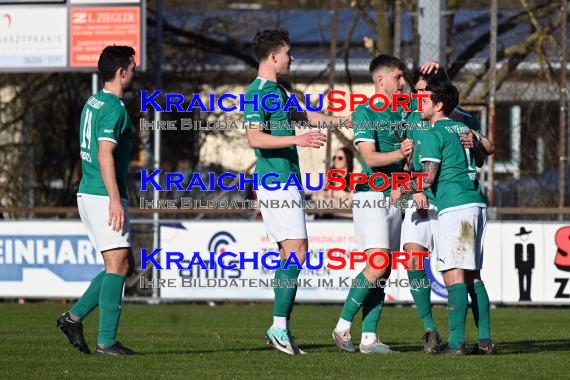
top-left (208, 231), bottom-right (237, 255)
top-left (424, 256), bottom-right (447, 298)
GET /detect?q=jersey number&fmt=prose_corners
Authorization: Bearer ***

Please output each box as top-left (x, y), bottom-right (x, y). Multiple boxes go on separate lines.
top-left (464, 148), bottom-right (476, 180)
top-left (81, 108), bottom-right (93, 149)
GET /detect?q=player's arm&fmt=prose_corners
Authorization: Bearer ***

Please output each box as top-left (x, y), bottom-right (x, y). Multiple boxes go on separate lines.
top-left (460, 131), bottom-right (495, 167)
top-left (398, 130), bottom-right (441, 194)
top-left (357, 139), bottom-right (413, 168)
top-left (398, 160), bottom-right (440, 194)
top-left (246, 123), bottom-right (326, 149)
top-left (98, 141), bottom-right (124, 232)
top-left (473, 130), bottom-right (495, 155)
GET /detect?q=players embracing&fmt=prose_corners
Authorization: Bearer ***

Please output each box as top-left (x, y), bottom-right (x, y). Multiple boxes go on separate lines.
top-left (393, 67), bottom-right (496, 354)
top-left (397, 79), bottom-right (496, 355)
top-left (332, 55), bottom-right (417, 354)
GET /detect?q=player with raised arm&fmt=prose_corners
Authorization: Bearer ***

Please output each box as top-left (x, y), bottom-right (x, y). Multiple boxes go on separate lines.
top-left (398, 81), bottom-right (495, 355)
top-left (244, 29), bottom-right (348, 355)
top-left (57, 46), bottom-right (138, 356)
top-left (393, 67), bottom-right (495, 354)
top-left (331, 55), bottom-right (420, 354)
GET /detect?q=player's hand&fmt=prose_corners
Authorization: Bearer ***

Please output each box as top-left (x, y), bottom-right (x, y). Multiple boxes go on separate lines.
top-left (413, 192), bottom-right (428, 219)
top-left (296, 130), bottom-right (327, 148)
top-left (108, 198), bottom-right (125, 232)
top-left (390, 188), bottom-right (402, 201)
top-left (400, 138), bottom-right (414, 157)
top-left (419, 61), bottom-right (440, 74)
top-left (460, 131), bottom-right (477, 149)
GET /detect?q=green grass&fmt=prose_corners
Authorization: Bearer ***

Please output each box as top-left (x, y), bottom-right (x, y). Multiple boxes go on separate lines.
top-left (1, 303), bottom-right (569, 379)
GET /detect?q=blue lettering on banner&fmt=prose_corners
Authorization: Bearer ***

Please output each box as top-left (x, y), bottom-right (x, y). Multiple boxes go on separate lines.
top-left (424, 256), bottom-right (447, 298)
top-left (0, 235), bottom-right (103, 281)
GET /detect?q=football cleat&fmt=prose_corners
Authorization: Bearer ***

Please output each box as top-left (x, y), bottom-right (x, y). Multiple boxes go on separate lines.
top-left (476, 341), bottom-right (498, 355)
top-left (437, 343), bottom-right (467, 356)
top-left (359, 340), bottom-right (397, 354)
top-left (56, 312), bottom-right (91, 354)
top-left (422, 330), bottom-right (442, 354)
top-left (331, 329), bottom-right (356, 353)
top-left (266, 326), bottom-right (297, 355)
top-left (95, 341), bottom-right (139, 356)
top-left (265, 331), bottom-right (306, 354)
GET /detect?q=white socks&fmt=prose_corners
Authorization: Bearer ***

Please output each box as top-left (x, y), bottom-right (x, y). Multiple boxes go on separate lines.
top-left (273, 316), bottom-right (287, 329)
top-left (335, 318), bottom-right (352, 331)
top-left (361, 333), bottom-right (377, 345)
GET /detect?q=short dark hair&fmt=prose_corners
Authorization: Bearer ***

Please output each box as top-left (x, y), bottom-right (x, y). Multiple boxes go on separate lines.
top-left (426, 81), bottom-right (459, 116)
top-left (412, 67), bottom-right (449, 87)
top-left (369, 54), bottom-right (406, 75)
top-left (252, 29), bottom-right (290, 61)
top-left (98, 45), bottom-right (136, 82)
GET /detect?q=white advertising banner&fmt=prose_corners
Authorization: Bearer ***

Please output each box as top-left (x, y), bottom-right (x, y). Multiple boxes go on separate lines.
top-left (0, 219), bottom-right (567, 303)
top-left (159, 221), bottom-right (570, 304)
top-left (500, 223), bottom-right (546, 303)
top-left (159, 222), bottom-right (410, 302)
top-left (0, 7), bottom-right (67, 68)
top-left (0, 221), bottom-right (103, 298)
top-left (542, 224), bottom-right (570, 302)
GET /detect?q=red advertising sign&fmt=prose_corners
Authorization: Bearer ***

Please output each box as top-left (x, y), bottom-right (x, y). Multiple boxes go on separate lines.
top-left (70, 6), bottom-right (141, 67)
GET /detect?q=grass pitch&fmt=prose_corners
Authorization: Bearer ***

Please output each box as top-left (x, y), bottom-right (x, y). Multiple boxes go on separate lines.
top-left (1, 303), bottom-right (569, 379)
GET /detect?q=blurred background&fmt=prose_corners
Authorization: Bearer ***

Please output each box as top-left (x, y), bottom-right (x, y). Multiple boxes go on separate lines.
top-left (1, 0), bottom-right (569, 215)
top-left (0, 0), bottom-right (569, 303)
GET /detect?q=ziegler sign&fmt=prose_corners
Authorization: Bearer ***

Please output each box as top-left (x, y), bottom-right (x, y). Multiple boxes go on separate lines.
top-left (0, 1), bottom-right (145, 72)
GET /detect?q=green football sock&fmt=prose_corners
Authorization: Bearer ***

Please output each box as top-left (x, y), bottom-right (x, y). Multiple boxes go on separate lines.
top-left (340, 271), bottom-right (372, 322)
top-left (70, 270), bottom-right (105, 320)
top-left (447, 283), bottom-right (468, 349)
top-left (361, 285), bottom-right (385, 333)
top-left (273, 259), bottom-right (301, 318)
top-left (468, 281), bottom-right (491, 340)
top-left (408, 270), bottom-right (437, 332)
top-left (286, 286), bottom-right (298, 319)
top-left (98, 273), bottom-right (125, 348)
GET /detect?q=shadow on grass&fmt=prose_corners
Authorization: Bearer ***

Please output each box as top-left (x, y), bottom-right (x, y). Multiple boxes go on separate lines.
top-left (144, 339), bottom-right (570, 356)
top-left (147, 343), bottom-right (344, 355)
top-left (495, 339), bottom-right (570, 355)
top-left (390, 338), bottom-right (570, 355)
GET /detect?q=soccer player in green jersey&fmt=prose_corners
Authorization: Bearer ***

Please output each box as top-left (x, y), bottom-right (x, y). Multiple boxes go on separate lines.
top-left (57, 46), bottom-right (137, 356)
top-left (394, 67), bottom-right (495, 353)
top-left (331, 55), bottom-right (417, 354)
top-left (244, 29), bottom-right (348, 355)
top-left (398, 81), bottom-right (495, 355)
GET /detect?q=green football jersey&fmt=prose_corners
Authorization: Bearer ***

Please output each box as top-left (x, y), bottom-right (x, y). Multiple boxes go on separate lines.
top-left (406, 100), bottom-right (482, 207)
top-left (243, 77), bottom-right (301, 186)
top-left (78, 90), bottom-right (132, 200)
top-left (420, 118), bottom-right (486, 215)
top-left (404, 98), bottom-right (435, 205)
top-left (352, 100), bottom-right (406, 195)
